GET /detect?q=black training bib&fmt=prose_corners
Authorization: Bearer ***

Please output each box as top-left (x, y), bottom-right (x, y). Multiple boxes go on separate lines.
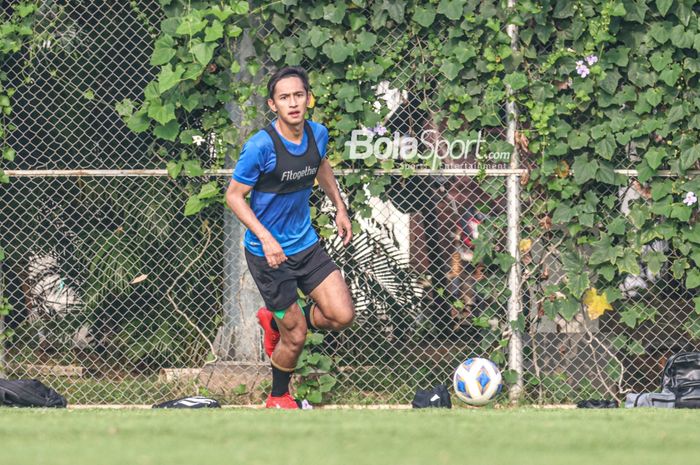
top-left (254, 121), bottom-right (321, 194)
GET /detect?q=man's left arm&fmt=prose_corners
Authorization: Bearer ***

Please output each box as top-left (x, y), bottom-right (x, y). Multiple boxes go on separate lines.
top-left (316, 158), bottom-right (352, 246)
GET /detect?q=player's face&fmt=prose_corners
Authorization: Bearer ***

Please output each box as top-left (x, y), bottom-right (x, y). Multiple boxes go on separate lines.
top-left (268, 76), bottom-right (309, 126)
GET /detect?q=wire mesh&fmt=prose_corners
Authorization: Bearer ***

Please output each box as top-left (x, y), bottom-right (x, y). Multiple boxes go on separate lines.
top-left (1, 1), bottom-right (697, 406)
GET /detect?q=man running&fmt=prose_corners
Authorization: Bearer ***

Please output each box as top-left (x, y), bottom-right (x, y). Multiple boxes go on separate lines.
top-left (225, 66), bottom-right (355, 409)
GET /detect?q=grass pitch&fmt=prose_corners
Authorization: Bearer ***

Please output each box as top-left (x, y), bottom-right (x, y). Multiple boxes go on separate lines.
top-left (2, 407), bottom-right (699, 465)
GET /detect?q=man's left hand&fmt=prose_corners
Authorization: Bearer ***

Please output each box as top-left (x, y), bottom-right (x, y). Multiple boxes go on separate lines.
top-left (336, 210), bottom-right (353, 246)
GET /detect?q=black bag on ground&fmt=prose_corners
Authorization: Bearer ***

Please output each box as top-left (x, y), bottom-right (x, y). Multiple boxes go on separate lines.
top-left (0, 379), bottom-right (67, 408)
top-left (152, 396), bottom-right (221, 409)
top-left (412, 384), bottom-right (452, 409)
top-left (661, 352), bottom-right (700, 408)
top-left (576, 399), bottom-right (618, 408)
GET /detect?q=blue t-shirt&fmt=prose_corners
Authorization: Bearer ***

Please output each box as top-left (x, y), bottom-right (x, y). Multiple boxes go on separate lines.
top-left (232, 119), bottom-right (328, 257)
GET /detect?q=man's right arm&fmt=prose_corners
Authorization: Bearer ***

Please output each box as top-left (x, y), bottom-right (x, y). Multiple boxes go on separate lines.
top-left (225, 180), bottom-right (288, 269)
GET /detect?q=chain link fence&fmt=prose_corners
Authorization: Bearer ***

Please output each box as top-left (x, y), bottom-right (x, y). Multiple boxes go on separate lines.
top-left (1, 1), bottom-right (696, 405)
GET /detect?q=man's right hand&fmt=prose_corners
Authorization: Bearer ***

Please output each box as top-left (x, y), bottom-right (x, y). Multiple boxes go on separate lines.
top-left (261, 234), bottom-right (287, 269)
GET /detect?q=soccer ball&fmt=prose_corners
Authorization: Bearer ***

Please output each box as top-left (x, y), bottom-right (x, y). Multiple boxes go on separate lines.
top-left (453, 357), bottom-right (503, 405)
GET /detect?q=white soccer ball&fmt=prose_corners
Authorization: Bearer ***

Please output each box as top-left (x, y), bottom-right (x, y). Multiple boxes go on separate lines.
top-left (453, 357), bottom-right (503, 406)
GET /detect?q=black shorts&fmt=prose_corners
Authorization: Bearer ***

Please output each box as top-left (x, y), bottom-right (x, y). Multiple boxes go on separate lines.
top-left (244, 240), bottom-right (339, 312)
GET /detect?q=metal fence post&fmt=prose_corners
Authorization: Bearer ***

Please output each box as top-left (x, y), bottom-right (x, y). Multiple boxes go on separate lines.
top-left (0, 265), bottom-right (4, 377)
top-left (505, 0), bottom-right (524, 402)
top-left (216, 29), bottom-right (264, 362)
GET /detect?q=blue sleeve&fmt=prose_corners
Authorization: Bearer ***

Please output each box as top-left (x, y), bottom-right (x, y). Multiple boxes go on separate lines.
top-left (317, 124), bottom-right (329, 159)
top-left (232, 137), bottom-right (265, 186)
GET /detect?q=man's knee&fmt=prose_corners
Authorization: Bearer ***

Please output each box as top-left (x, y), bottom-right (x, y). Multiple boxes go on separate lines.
top-left (334, 304), bottom-right (355, 330)
top-left (281, 324), bottom-right (308, 350)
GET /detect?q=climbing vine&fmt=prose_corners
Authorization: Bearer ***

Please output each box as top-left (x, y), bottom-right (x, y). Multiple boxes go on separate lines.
top-left (0, 1), bottom-right (39, 344)
top-left (120, 0), bottom-right (700, 398)
top-left (511, 0), bottom-right (700, 378)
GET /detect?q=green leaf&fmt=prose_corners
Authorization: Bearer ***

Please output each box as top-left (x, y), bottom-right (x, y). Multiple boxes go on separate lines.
top-left (569, 131), bottom-right (590, 150)
top-left (660, 66), bottom-right (682, 86)
top-left (687, 269), bottom-right (700, 289)
top-left (0, 246), bottom-right (4, 261)
top-left (191, 42), bottom-right (216, 65)
top-left (670, 204), bottom-right (692, 221)
top-left (643, 251), bottom-right (666, 275)
top-left (166, 160), bottom-right (182, 179)
top-left (413, 5), bottom-right (436, 27)
top-left (598, 265), bottom-right (616, 281)
top-left (322, 40), bottom-right (352, 63)
top-left (503, 72), bottom-right (528, 91)
top-left (231, 1), bottom-right (249, 15)
top-left (552, 203), bottom-right (575, 224)
top-left (306, 390), bottom-right (323, 404)
top-left (158, 64), bottom-right (185, 93)
top-left (184, 160), bottom-right (204, 176)
top-left (680, 144), bottom-right (700, 170)
top-left (319, 374), bottom-right (337, 389)
top-left (209, 5), bottom-right (234, 21)
top-left (572, 156), bottom-right (598, 184)
top-left (650, 50), bottom-right (672, 71)
top-left (558, 297), bottom-right (581, 321)
top-left (440, 60), bottom-right (461, 80)
top-left (644, 88), bottom-right (662, 107)
top-left (454, 46), bottom-right (476, 63)
top-left (153, 120), bottom-right (180, 141)
top-left (495, 253), bottom-right (516, 272)
top-left (607, 217), bottom-right (627, 235)
top-left (348, 13), bottom-right (367, 31)
top-left (227, 24), bottom-right (243, 38)
top-left (437, 0), bottom-right (465, 20)
top-left (623, 0), bottom-right (648, 23)
top-left (151, 46), bottom-right (176, 66)
top-left (649, 21), bottom-right (672, 44)
top-left (644, 147), bottom-right (665, 170)
top-left (682, 226), bottom-right (700, 244)
top-left (147, 100), bottom-right (176, 125)
top-left (651, 180), bottom-right (672, 200)
top-left (567, 272), bottom-right (590, 300)
top-left (384, 0), bottom-right (405, 23)
top-left (175, 17), bottom-right (208, 36)
top-left (269, 42), bottom-right (284, 61)
top-left (3, 147), bottom-right (15, 161)
top-left (183, 63), bottom-right (205, 81)
top-left (672, 258), bottom-right (689, 279)
top-left (600, 71), bottom-right (622, 97)
top-left (204, 21), bottom-right (224, 42)
top-left (656, 0), bottom-right (673, 16)
top-left (127, 109), bottom-right (150, 133)
top-left (181, 93), bottom-right (201, 112)
top-left (590, 236), bottom-right (622, 265)
top-left (197, 182), bottom-right (220, 199)
top-left (356, 31), bottom-right (377, 52)
top-left (617, 250), bottom-right (641, 275)
top-left (184, 196), bottom-right (204, 216)
top-left (619, 308), bottom-right (639, 328)
top-left (323, 3), bottom-right (346, 24)
top-left (309, 27), bottom-right (331, 48)
top-left (595, 135), bottom-right (617, 160)
top-left (115, 99), bottom-right (134, 117)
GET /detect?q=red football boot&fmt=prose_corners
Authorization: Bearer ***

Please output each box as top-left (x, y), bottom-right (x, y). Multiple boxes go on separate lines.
top-left (265, 393), bottom-right (301, 409)
top-left (257, 307), bottom-right (280, 357)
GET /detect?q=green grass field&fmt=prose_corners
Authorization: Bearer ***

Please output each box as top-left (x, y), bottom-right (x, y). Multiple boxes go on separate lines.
top-left (2, 408), bottom-right (699, 465)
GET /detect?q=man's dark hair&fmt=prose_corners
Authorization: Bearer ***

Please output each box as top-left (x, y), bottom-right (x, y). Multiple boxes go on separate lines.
top-left (267, 66), bottom-right (310, 98)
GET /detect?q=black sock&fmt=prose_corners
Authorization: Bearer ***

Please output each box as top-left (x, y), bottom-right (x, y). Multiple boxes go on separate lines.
top-left (270, 315), bottom-right (279, 332)
top-left (271, 365), bottom-right (293, 397)
top-left (304, 303), bottom-right (316, 330)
